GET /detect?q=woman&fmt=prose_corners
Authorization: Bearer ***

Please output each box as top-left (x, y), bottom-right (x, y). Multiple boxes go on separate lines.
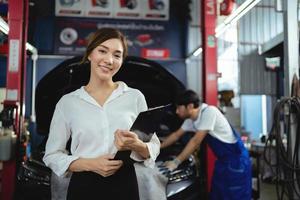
top-left (43, 28), bottom-right (160, 200)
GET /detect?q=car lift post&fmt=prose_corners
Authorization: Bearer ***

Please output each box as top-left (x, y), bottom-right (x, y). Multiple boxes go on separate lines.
top-left (202, 0), bottom-right (218, 194)
top-left (1, 0), bottom-right (29, 199)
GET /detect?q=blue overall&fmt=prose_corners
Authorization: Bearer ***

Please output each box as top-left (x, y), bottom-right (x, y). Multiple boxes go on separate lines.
top-left (206, 125), bottom-right (252, 200)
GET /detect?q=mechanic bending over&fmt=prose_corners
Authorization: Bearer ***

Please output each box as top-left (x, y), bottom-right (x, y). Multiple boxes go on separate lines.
top-left (160, 90), bottom-right (251, 200)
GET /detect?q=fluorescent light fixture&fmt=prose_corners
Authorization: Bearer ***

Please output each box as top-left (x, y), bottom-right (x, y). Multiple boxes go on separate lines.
top-left (25, 43), bottom-right (38, 54)
top-left (0, 16), bottom-right (37, 54)
top-left (215, 0), bottom-right (261, 37)
top-left (230, 0), bottom-right (261, 24)
top-left (215, 25), bottom-right (227, 38)
top-left (193, 47), bottom-right (203, 56)
top-left (186, 0), bottom-right (260, 58)
top-left (0, 16), bottom-right (9, 34)
top-left (0, 25), bottom-right (8, 34)
top-left (25, 43), bottom-right (34, 52)
top-left (186, 46), bottom-right (203, 59)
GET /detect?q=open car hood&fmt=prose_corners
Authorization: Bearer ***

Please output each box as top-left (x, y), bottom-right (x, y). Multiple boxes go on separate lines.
top-left (35, 56), bottom-right (185, 136)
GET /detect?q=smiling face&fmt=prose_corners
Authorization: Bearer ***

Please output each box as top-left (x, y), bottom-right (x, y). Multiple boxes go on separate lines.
top-left (88, 38), bottom-right (124, 81)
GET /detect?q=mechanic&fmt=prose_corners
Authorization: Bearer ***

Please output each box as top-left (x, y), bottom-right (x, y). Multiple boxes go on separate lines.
top-left (160, 90), bottom-right (251, 200)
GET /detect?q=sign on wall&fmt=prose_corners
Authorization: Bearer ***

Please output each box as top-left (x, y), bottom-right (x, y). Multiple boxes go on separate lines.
top-left (53, 18), bottom-right (182, 59)
top-left (55, 0), bottom-right (85, 17)
top-left (85, 0), bottom-right (114, 18)
top-left (143, 0), bottom-right (169, 20)
top-left (265, 57), bottom-right (280, 70)
top-left (55, 0), bottom-right (169, 21)
top-left (114, 0), bottom-right (142, 19)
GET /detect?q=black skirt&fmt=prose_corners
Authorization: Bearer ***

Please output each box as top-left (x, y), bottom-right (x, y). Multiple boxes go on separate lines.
top-left (67, 165), bottom-right (139, 200)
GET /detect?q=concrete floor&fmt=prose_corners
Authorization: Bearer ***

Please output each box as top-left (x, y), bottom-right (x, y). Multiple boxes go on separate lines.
top-left (259, 180), bottom-right (300, 200)
top-left (260, 180), bottom-right (277, 200)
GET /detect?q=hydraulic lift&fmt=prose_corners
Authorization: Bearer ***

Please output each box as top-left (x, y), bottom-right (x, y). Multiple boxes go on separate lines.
top-left (0, 0), bottom-right (29, 199)
top-left (202, 0), bottom-right (218, 193)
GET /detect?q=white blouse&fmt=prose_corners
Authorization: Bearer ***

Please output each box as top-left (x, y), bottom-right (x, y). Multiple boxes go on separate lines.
top-left (43, 81), bottom-right (160, 176)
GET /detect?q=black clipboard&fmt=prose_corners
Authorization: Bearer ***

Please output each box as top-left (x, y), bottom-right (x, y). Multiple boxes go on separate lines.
top-left (114, 104), bottom-right (171, 165)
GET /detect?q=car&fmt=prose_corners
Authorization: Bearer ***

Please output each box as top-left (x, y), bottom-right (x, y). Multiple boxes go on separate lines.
top-left (16, 56), bottom-right (205, 199)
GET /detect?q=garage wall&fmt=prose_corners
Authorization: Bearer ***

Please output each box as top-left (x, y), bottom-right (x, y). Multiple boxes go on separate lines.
top-left (237, 0), bottom-right (283, 137)
top-left (29, 0), bottom-right (189, 85)
top-left (186, 0), bottom-right (202, 97)
top-left (1, 0), bottom-right (191, 91)
top-left (238, 0), bottom-right (282, 95)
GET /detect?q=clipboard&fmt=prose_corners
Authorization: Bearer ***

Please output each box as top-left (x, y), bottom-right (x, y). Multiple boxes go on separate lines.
top-left (114, 104), bottom-right (171, 165)
top-left (130, 104), bottom-right (171, 135)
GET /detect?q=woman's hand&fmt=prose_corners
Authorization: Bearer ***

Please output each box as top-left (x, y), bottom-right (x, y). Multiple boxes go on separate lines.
top-left (114, 130), bottom-right (142, 151)
top-left (90, 155), bottom-right (123, 177)
top-left (114, 130), bottom-right (149, 158)
top-left (68, 155), bottom-right (123, 177)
